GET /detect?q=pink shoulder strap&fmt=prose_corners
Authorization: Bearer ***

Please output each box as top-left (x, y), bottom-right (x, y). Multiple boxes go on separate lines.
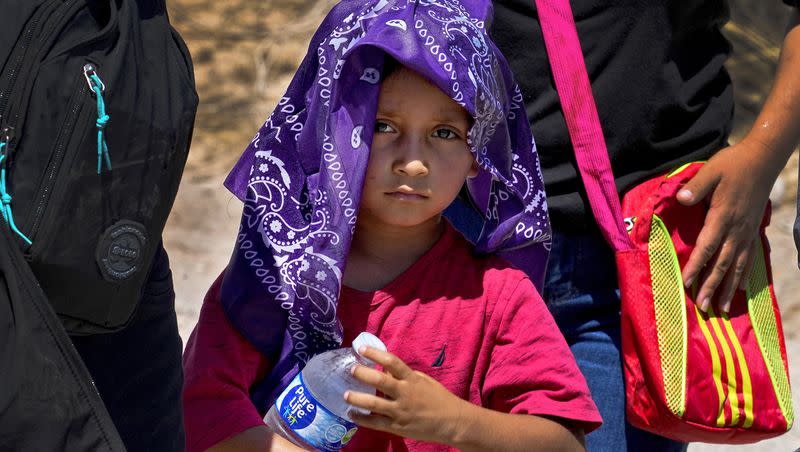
top-left (533, 0), bottom-right (633, 251)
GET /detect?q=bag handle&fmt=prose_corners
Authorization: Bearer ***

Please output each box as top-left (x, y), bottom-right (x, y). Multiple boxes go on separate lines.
top-left (533, 0), bottom-right (633, 252)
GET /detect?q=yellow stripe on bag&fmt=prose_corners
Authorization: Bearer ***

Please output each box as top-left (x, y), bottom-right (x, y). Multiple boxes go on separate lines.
top-left (694, 305), bottom-right (727, 427)
top-left (708, 307), bottom-right (740, 427)
top-left (666, 161), bottom-right (707, 178)
top-left (648, 215), bottom-right (688, 417)
top-left (721, 311), bottom-right (754, 428)
top-left (666, 162), bottom-right (695, 178)
top-left (748, 239), bottom-right (794, 428)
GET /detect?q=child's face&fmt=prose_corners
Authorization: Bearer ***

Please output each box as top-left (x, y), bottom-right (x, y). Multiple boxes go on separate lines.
top-left (358, 67), bottom-right (477, 230)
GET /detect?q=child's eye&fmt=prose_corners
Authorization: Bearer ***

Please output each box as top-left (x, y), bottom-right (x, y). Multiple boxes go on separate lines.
top-left (433, 128), bottom-right (459, 140)
top-left (375, 121), bottom-right (395, 133)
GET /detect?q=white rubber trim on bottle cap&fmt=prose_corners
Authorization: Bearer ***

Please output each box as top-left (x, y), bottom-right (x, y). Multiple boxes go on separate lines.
top-left (352, 332), bottom-right (387, 367)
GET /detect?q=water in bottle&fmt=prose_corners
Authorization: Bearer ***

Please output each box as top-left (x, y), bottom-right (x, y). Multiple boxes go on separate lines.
top-left (264, 332), bottom-right (387, 451)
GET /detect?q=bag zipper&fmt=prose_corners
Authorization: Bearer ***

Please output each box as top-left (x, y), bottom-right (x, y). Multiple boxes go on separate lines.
top-left (0, 0), bottom-right (82, 149)
top-left (0, 7), bottom-right (45, 121)
top-left (25, 71), bottom-right (91, 243)
top-left (0, 0), bottom-right (89, 245)
top-left (0, 0), bottom-right (62, 129)
top-left (83, 63), bottom-right (112, 173)
top-left (0, 125), bottom-right (32, 244)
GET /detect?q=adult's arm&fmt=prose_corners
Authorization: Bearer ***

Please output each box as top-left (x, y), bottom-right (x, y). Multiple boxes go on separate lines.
top-left (678, 9), bottom-right (800, 312)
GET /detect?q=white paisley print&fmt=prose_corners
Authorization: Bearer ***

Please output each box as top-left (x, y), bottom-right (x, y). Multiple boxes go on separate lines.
top-left (220, 0), bottom-right (551, 405)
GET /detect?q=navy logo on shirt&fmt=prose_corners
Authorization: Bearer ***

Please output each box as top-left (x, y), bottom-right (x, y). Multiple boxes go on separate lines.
top-left (431, 345), bottom-right (447, 367)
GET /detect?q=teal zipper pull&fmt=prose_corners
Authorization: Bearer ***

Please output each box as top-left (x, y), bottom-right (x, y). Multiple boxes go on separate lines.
top-left (84, 64), bottom-right (112, 174)
top-left (0, 127), bottom-right (32, 245)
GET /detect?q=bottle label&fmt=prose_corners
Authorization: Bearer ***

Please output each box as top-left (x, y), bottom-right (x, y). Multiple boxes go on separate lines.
top-left (275, 372), bottom-right (358, 451)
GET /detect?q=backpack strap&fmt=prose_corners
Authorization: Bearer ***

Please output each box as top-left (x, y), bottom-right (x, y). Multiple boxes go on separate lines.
top-left (534, 0), bottom-right (633, 251)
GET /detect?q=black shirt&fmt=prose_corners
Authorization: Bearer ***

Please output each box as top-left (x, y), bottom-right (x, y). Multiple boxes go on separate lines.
top-left (491, 0), bottom-right (736, 232)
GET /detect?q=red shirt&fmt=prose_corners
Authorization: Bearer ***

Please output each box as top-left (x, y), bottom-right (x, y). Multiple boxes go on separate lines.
top-left (183, 223), bottom-right (601, 451)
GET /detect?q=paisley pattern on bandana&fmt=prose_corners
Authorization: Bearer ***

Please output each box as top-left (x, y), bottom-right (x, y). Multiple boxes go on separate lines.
top-left (221, 0), bottom-right (551, 408)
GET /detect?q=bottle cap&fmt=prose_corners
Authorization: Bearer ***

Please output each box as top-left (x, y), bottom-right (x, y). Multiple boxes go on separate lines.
top-left (352, 332), bottom-right (387, 367)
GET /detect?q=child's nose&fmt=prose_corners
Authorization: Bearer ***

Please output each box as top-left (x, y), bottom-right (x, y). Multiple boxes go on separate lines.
top-left (394, 159), bottom-right (428, 177)
top-left (393, 137), bottom-right (429, 177)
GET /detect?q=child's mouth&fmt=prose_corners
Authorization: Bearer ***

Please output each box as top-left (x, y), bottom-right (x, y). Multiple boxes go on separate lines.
top-left (386, 191), bottom-right (427, 201)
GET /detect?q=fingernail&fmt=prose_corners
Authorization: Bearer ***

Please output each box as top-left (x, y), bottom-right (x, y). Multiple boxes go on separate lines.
top-left (684, 275), bottom-right (694, 288)
top-left (350, 365), bottom-right (357, 375)
top-left (678, 189), bottom-right (693, 201)
top-left (739, 277), bottom-right (749, 291)
top-left (343, 390), bottom-right (350, 401)
top-left (700, 297), bottom-right (710, 312)
top-left (721, 299), bottom-right (732, 314)
top-left (358, 346), bottom-right (367, 354)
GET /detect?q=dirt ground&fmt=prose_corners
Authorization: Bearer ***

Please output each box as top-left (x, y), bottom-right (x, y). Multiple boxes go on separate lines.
top-left (163, 1), bottom-right (800, 449)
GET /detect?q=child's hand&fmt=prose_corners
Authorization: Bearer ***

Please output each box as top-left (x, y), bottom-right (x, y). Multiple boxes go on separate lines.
top-left (344, 346), bottom-right (469, 446)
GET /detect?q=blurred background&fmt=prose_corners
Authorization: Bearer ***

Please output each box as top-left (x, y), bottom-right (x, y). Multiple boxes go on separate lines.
top-left (162, 2), bottom-right (799, 449)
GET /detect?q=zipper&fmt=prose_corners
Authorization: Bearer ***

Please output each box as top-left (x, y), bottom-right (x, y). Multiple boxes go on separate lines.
top-left (0, 125), bottom-right (32, 245)
top-left (0, 0), bottom-right (89, 245)
top-left (26, 71), bottom-right (91, 243)
top-left (82, 63), bottom-right (112, 174)
top-left (0, 126), bottom-right (15, 165)
top-left (83, 64), bottom-right (105, 93)
top-left (0, 15), bottom-right (40, 123)
top-left (0, 0), bottom-right (61, 125)
top-left (0, 0), bottom-right (82, 137)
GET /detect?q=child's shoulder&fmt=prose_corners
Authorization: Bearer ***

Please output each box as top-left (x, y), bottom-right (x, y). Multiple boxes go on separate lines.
top-left (444, 222), bottom-right (540, 299)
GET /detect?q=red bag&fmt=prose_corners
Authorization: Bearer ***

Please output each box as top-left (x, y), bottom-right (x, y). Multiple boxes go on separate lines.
top-left (618, 163), bottom-right (792, 442)
top-left (536, 0), bottom-right (794, 443)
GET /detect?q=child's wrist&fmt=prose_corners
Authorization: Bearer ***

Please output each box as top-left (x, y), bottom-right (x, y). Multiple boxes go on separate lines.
top-left (441, 398), bottom-right (480, 449)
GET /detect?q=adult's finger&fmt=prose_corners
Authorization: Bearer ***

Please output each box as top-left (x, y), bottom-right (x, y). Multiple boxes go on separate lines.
top-left (717, 246), bottom-right (752, 313)
top-left (677, 164), bottom-right (721, 207)
top-left (695, 239), bottom-right (738, 312)
top-left (682, 210), bottom-right (728, 288)
top-left (738, 244), bottom-right (757, 291)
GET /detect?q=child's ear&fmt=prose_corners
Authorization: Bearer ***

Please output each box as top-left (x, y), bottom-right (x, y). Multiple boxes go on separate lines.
top-left (467, 160), bottom-right (479, 178)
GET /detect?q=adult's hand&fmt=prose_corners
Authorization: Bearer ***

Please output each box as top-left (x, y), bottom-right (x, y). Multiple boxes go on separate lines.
top-left (676, 139), bottom-right (781, 313)
top-left (678, 10), bottom-right (800, 313)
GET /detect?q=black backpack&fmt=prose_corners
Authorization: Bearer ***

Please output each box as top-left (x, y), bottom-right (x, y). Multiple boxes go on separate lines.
top-left (0, 225), bottom-right (125, 451)
top-left (0, 0), bottom-right (198, 334)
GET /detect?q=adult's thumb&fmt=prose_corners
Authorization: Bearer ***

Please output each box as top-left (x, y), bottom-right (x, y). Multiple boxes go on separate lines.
top-left (677, 168), bottom-right (718, 206)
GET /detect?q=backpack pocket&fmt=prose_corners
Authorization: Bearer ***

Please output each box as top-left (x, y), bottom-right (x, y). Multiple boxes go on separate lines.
top-left (3, 0), bottom-right (198, 334)
top-left (21, 66), bottom-right (93, 245)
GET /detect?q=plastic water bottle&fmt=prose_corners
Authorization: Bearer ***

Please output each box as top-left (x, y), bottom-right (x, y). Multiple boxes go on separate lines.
top-left (264, 332), bottom-right (387, 451)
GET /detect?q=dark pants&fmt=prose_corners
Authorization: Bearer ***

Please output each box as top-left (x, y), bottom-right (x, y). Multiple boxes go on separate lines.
top-left (71, 243), bottom-right (185, 452)
top-left (545, 230), bottom-right (686, 452)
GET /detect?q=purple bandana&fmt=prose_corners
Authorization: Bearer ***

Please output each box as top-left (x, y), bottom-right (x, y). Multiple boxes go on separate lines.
top-left (221, 0), bottom-right (551, 408)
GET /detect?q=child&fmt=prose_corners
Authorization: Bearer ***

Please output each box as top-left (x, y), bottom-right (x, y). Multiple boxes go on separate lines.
top-left (183, 1), bottom-right (601, 450)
